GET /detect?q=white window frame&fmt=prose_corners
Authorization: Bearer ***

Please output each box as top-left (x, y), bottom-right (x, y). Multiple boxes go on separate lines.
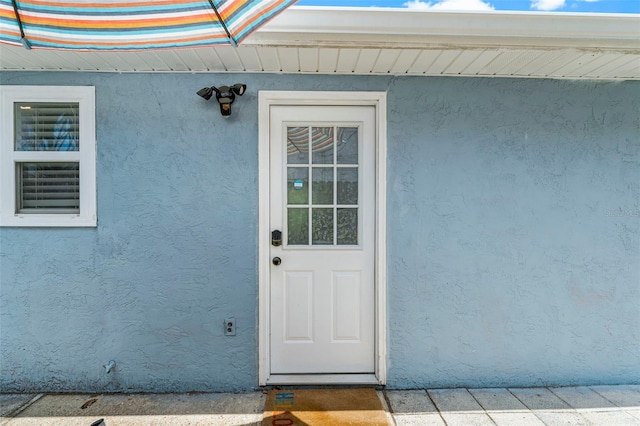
top-left (0, 85), bottom-right (96, 227)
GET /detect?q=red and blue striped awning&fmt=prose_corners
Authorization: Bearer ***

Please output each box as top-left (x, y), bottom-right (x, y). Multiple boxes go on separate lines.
top-left (0, 0), bottom-right (296, 50)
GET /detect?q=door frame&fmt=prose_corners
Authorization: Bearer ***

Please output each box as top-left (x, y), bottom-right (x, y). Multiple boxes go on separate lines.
top-left (258, 91), bottom-right (387, 386)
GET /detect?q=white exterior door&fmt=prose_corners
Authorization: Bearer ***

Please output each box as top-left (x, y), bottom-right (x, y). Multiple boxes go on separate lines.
top-left (269, 105), bottom-right (376, 375)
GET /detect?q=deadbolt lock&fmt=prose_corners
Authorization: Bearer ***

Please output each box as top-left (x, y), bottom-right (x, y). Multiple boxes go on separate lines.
top-left (272, 230), bottom-right (282, 246)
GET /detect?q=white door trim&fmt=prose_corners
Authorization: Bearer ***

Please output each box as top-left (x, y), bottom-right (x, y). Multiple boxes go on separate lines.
top-left (258, 91), bottom-right (387, 386)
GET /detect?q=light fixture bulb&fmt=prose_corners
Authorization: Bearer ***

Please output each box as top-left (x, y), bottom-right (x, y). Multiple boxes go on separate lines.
top-left (196, 87), bottom-right (214, 100)
top-left (231, 84), bottom-right (246, 96)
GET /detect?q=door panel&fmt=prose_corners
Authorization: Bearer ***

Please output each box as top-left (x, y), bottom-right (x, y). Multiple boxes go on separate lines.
top-left (332, 271), bottom-right (362, 341)
top-left (283, 272), bottom-right (314, 341)
top-left (269, 105), bottom-right (375, 374)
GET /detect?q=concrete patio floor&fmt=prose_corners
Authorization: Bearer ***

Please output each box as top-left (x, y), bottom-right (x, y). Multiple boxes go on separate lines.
top-left (1, 385), bottom-right (639, 425)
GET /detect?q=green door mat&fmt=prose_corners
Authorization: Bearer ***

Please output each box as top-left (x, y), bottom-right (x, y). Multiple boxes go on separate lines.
top-left (263, 388), bottom-right (390, 425)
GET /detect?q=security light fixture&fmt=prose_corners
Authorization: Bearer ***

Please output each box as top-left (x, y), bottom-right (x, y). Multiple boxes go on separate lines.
top-left (197, 84), bottom-right (247, 118)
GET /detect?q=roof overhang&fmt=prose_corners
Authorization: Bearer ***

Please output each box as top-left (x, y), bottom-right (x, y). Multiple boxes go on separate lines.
top-left (254, 6), bottom-right (640, 50)
top-left (1, 6), bottom-right (639, 80)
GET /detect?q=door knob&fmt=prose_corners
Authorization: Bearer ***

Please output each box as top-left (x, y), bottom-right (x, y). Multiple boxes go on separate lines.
top-left (272, 257), bottom-right (281, 266)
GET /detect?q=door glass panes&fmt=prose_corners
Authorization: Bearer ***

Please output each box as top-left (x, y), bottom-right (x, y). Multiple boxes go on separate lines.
top-left (288, 208), bottom-right (309, 245)
top-left (337, 127), bottom-right (358, 164)
top-left (337, 168), bottom-right (358, 205)
top-left (286, 125), bottom-right (360, 246)
top-left (15, 103), bottom-right (80, 151)
top-left (337, 208), bottom-right (358, 245)
top-left (312, 168), bottom-right (333, 204)
top-left (312, 208), bottom-right (333, 245)
top-left (287, 127), bottom-right (308, 164)
top-left (311, 127), bottom-right (334, 164)
top-left (287, 168), bottom-right (308, 204)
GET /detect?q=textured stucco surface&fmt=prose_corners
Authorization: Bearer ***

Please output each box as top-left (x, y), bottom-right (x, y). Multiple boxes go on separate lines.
top-left (0, 72), bottom-right (638, 392)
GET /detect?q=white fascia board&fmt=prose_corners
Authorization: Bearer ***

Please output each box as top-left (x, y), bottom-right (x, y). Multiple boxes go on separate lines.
top-left (249, 6), bottom-right (640, 50)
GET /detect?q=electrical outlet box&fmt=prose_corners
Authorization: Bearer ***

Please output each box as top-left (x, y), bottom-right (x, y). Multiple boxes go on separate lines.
top-left (224, 317), bottom-right (236, 336)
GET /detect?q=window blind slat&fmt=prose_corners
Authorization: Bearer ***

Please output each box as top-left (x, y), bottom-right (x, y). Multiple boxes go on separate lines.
top-left (22, 192), bottom-right (79, 199)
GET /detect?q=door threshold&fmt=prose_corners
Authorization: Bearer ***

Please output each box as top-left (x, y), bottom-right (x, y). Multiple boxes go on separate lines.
top-left (266, 374), bottom-right (380, 385)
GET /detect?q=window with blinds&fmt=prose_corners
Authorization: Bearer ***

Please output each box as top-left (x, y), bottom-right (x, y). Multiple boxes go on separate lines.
top-left (15, 102), bottom-right (80, 152)
top-left (0, 85), bottom-right (96, 227)
top-left (16, 162), bottom-right (80, 213)
top-left (13, 102), bottom-right (80, 214)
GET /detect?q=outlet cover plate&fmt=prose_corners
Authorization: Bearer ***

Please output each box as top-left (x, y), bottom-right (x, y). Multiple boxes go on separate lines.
top-left (224, 317), bottom-right (236, 336)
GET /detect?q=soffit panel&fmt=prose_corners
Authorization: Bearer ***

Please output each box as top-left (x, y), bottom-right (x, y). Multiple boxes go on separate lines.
top-left (278, 47), bottom-right (300, 73)
top-left (234, 47), bottom-right (261, 72)
top-left (354, 49), bottom-right (380, 74)
top-left (607, 55), bottom-right (640, 78)
top-left (256, 47), bottom-right (281, 73)
top-left (1, 44), bottom-right (638, 80)
top-left (318, 48), bottom-right (340, 73)
top-left (428, 50), bottom-right (464, 75)
top-left (389, 50), bottom-right (422, 74)
top-left (372, 50), bottom-right (402, 73)
top-left (445, 50), bottom-right (486, 75)
top-left (336, 49), bottom-right (361, 73)
top-left (525, 51), bottom-right (586, 77)
top-left (298, 48), bottom-right (319, 73)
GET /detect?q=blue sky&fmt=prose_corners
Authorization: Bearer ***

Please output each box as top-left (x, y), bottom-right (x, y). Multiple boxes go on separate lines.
top-left (295, 0), bottom-right (640, 13)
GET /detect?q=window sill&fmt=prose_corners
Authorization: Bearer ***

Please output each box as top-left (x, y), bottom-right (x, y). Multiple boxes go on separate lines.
top-left (0, 214), bottom-right (96, 227)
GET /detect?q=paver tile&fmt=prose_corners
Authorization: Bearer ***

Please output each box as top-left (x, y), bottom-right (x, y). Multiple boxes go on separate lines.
top-left (487, 411), bottom-right (546, 426)
top-left (509, 388), bottom-right (571, 410)
top-left (577, 409), bottom-right (640, 425)
top-left (428, 389), bottom-right (483, 412)
top-left (590, 385), bottom-right (640, 408)
top-left (549, 386), bottom-right (616, 410)
top-left (469, 388), bottom-right (528, 411)
top-left (393, 413), bottom-right (446, 426)
top-left (439, 412), bottom-right (496, 425)
top-left (532, 411), bottom-right (590, 426)
top-left (0, 395), bottom-right (36, 417)
top-left (386, 390), bottom-right (437, 413)
top-left (627, 408), bottom-right (640, 421)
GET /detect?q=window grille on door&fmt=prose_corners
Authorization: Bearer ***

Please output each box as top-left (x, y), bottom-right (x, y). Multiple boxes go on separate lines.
top-left (286, 126), bottom-right (360, 246)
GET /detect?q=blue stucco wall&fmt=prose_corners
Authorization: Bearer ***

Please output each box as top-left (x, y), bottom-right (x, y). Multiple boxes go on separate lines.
top-left (0, 72), bottom-right (638, 392)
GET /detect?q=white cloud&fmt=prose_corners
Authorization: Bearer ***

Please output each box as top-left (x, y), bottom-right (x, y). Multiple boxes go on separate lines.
top-left (404, 0), bottom-right (432, 8)
top-left (404, 0), bottom-right (495, 11)
top-left (530, 0), bottom-right (566, 10)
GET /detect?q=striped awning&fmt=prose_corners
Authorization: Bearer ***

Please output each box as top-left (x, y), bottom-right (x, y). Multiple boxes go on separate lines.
top-left (0, 0), bottom-right (297, 50)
